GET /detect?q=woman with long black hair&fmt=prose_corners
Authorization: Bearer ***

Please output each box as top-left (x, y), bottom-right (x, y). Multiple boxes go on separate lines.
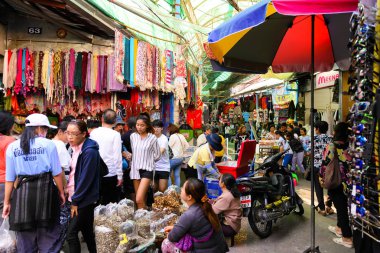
top-left (212, 173), bottom-right (242, 237)
top-left (3, 113), bottom-right (65, 253)
top-left (321, 122), bottom-right (353, 248)
top-left (130, 113), bottom-right (161, 209)
top-left (162, 178), bottom-right (228, 253)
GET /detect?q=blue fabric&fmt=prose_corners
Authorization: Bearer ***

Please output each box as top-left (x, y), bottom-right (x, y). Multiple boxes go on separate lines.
top-left (208, 0), bottom-right (270, 43)
top-left (124, 38), bottom-right (130, 83)
top-left (122, 145), bottom-right (129, 171)
top-left (6, 137), bottom-right (62, 181)
top-left (129, 38), bottom-right (135, 87)
top-left (21, 48), bottom-right (26, 86)
top-left (71, 138), bottom-right (100, 208)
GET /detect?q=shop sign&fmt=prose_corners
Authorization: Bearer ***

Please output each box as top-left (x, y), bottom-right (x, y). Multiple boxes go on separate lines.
top-left (272, 83), bottom-right (298, 109)
top-left (315, 70), bottom-right (339, 89)
top-left (28, 27), bottom-right (42, 34)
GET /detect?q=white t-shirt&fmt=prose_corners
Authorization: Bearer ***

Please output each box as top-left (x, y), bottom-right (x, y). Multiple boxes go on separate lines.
top-left (52, 139), bottom-right (71, 179)
top-left (90, 127), bottom-right (122, 179)
top-left (155, 135), bottom-right (170, 172)
top-left (197, 133), bottom-right (207, 147)
top-left (169, 133), bottom-right (189, 159)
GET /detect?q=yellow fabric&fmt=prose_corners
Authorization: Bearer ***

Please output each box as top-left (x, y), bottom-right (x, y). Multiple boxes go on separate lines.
top-left (188, 144), bottom-right (212, 168)
top-left (209, 2), bottom-right (277, 63)
top-left (134, 39), bottom-right (138, 85)
top-left (215, 135), bottom-right (225, 157)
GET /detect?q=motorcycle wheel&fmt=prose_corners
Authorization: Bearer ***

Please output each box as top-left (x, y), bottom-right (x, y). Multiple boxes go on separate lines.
top-left (248, 200), bottom-right (273, 238)
top-left (294, 203), bottom-right (304, 215)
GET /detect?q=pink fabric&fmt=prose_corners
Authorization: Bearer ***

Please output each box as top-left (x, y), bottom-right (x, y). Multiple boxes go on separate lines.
top-left (68, 142), bottom-right (83, 202)
top-left (14, 50), bottom-right (23, 94)
top-left (272, 0), bottom-right (358, 15)
top-left (69, 49), bottom-right (76, 89)
top-left (85, 53), bottom-right (92, 92)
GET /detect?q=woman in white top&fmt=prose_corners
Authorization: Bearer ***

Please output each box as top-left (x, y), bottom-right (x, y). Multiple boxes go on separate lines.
top-left (130, 114), bottom-right (161, 209)
top-left (167, 124), bottom-right (189, 186)
top-left (52, 121), bottom-right (71, 183)
top-left (152, 120), bottom-right (170, 193)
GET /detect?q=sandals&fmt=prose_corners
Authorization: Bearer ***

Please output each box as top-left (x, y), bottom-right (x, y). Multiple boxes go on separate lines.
top-left (326, 206), bottom-right (335, 215)
top-left (328, 226), bottom-right (342, 238)
top-left (333, 237), bottom-right (353, 248)
top-left (316, 207), bottom-right (327, 216)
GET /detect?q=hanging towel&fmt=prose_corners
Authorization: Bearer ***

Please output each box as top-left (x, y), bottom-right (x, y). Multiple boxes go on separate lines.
top-left (2, 50), bottom-right (9, 88)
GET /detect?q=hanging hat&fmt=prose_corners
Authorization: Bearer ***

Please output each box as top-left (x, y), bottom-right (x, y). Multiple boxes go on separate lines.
top-left (25, 113), bottom-right (57, 129)
top-left (115, 116), bottom-right (125, 126)
top-left (206, 133), bottom-right (223, 152)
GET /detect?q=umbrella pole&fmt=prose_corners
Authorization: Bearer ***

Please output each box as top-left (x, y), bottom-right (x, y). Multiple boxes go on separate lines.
top-left (304, 14), bottom-right (320, 253)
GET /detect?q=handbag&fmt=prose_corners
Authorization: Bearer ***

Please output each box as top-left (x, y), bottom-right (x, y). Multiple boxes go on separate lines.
top-left (175, 229), bottom-right (213, 251)
top-left (321, 148), bottom-right (342, 190)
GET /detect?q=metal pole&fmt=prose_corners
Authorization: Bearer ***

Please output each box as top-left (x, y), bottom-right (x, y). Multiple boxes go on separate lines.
top-left (310, 14), bottom-right (316, 252)
top-left (304, 14), bottom-right (320, 253)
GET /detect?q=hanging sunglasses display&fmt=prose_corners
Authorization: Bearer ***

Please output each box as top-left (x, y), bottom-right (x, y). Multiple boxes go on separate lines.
top-left (347, 2), bottom-right (380, 243)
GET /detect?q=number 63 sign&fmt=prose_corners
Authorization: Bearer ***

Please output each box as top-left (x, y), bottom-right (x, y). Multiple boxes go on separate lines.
top-left (28, 27), bottom-right (42, 34)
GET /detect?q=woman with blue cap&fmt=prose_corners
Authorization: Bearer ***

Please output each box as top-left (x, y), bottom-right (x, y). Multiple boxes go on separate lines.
top-left (188, 133), bottom-right (223, 180)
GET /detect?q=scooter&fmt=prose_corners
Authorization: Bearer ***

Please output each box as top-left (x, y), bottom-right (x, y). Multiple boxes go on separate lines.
top-left (236, 149), bottom-right (304, 238)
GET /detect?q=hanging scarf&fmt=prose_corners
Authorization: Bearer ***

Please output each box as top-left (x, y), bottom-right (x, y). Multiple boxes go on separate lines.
top-left (6, 50), bottom-right (17, 89)
top-left (91, 54), bottom-right (97, 93)
top-left (81, 52), bottom-right (88, 95)
top-left (124, 37), bottom-right (130, 84)
top-left (85, 52), bottom-right (92, 92)
top-left (129, 37), bottom-right (135, 87)
top-left (103, 56), bottom-right (108, 92)
top-left (2, 50), bottom-right (9, 88)
top-left (146, 43), bottom-right (153, 90)
top-left (114, 29), bottom-right (124, 82)
top-left (37, 51), bottom-right (44, 88)
top-left (68, 49), bottom-right (76, 90)
top-left (33, 51), bottom-right (39, 87)
top-left (14, 49), bottom-right (23, 94)
top-left (74, 52), bottom-right (83, 89)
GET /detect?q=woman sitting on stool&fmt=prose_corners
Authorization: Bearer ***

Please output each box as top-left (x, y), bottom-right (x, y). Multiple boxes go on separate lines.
top-left (212, 173), bottom-right (242, 237)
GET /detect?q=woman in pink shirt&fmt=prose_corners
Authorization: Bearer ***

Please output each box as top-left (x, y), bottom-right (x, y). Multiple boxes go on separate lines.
top-left (212, 173), bottom-right (242, 237)
top-left (0, 112), bottom-right (15, 223)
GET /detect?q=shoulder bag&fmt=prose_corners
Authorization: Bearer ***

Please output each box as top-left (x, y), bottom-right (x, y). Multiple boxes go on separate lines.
top-left (321, 147), bottom-right (342, 190)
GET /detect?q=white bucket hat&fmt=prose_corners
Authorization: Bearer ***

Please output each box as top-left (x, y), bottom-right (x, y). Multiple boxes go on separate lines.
top-left (25, 113), bottom-right (57, 129)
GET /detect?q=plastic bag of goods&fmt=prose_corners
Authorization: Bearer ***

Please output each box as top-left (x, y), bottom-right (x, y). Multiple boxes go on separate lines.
top-left (150, 213), bottom-right (178, 233)
top-left (133, 210), bottom-right (151, 239)
top-left (118, 198), bottom-right (135, 209)
top-left (117, 200), bottom-right (134, 221)
top-left (94, 205), bottom-right (108, 226)
top-left (0, 219), bottom-right (16, 253)
top-left (94, 226), bottom-right (119, 253)
top-left (118, 220), bottom-right (137, 236)
top-left (115, 233), bottom-right (138, 253)
top-left (128, 232), bottom-right (156, 253)
top-left (153, 192), bottom-right (181, 215)
top-left (164, 185), bottom-right (180, 197)
top-left (105, 203), bottom-right (119, 217)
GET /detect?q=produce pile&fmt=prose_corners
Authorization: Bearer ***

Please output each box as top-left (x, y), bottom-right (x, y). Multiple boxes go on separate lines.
top-left (94, 186), bottom-right (184, 253)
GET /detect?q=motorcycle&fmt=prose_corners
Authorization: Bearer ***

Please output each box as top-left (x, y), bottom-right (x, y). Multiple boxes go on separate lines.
top-left (236, 149), bottom-right (304, 238)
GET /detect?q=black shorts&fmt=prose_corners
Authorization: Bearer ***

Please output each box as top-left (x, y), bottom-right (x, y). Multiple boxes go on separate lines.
top-left (154, 171), bottom-right (170, 180)
top-left (139, 170), bottom-right (154, 180)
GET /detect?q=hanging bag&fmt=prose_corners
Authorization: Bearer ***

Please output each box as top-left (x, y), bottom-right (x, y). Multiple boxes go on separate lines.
top-left (321, 147), bottom-right (342, 190)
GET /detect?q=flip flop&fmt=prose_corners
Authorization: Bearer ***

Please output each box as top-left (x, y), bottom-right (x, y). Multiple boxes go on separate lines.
top-left (333, 237), bottom-right (353, 248)
top-left (328, 226), bottom-right (342, 237)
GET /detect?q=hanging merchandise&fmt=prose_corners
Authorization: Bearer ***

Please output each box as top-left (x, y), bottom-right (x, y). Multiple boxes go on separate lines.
top-left (346, 3), bottom-right (380, 251)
